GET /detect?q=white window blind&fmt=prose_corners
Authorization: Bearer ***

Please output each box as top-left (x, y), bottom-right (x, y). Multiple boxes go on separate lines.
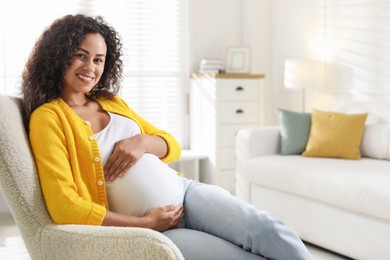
top-left (89, 0), bottom-right (187, 145)
top-left (0, 0), bottom-right (187, 145)
top-left (318, 0), bottom-right (390, 94)
top-left (0, 1), bottom-right (81, 96)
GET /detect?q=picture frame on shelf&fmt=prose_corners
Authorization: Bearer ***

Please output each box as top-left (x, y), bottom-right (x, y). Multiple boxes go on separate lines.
top-left (226, 46), bottom-right (250, 73)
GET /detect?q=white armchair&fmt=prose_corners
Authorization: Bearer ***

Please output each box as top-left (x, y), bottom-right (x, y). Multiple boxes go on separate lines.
top-left (0, 95), bottom-right (184, 260)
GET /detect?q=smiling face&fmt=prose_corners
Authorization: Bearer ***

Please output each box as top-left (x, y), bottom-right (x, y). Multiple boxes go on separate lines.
top-left (62, 33), bottom-right (107, 97)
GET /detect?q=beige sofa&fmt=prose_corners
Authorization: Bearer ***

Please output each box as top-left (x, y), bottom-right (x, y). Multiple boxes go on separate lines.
top-left (235, 102), bottom-right (390, 260)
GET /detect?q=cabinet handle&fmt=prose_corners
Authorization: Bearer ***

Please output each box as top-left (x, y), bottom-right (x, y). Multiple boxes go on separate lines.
top-left (235, 86), bottom-right (244, 91)
top-left (235, 109), bottom-right (244, 114)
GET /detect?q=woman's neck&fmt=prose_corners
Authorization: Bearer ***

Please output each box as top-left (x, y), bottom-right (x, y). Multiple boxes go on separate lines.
top-left (61, 93), bottom-right (91, 107)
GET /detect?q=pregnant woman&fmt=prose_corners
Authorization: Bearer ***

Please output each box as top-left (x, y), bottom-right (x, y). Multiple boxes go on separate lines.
top-left (22, 14), bottom-right (312, 260)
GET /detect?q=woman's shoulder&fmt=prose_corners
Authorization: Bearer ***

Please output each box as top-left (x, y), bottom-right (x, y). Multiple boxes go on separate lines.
top-left (30, 98), bottom-right (70, 122)
top-left (31, 98), bottom-right (61, 114)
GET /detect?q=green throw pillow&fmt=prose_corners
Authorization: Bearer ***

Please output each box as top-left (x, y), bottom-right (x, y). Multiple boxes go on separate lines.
top-left (277, 108), bottom-right (311, 155)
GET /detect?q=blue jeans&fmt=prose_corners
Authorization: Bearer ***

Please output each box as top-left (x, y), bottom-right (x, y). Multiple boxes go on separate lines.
top-left (163, 178), bottom-right (312, 260)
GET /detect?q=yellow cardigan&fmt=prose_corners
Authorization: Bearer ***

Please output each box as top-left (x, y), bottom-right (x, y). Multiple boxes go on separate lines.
top-left (29, 95), bottom-right (181, 225)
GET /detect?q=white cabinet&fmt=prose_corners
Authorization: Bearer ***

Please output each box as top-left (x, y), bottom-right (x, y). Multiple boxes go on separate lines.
top-left (189, 74), bottom-right (265, 193)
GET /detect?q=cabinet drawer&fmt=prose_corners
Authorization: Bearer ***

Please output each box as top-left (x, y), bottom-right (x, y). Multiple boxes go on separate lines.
top-left (219, 148), bottom-right (235, 169)
top-left (219, 124), bottom-right (258, 147)
top-left (220, 102), bottom-right (258, 124)
top-left (219, 80), bottom-right (258, 101)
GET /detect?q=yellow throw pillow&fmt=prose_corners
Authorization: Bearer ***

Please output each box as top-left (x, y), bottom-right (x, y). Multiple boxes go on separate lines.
top-left (302, 109), bottom-right (368, 159)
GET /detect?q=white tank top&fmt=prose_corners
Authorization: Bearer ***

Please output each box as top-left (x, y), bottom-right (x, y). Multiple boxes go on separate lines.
top-left (95, 112), bottom-right (183, 217)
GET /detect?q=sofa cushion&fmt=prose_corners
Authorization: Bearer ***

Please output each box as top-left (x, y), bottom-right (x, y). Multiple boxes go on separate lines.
top-left (246, 155), bottom-right (390, 222)
top-left (277, 108), bottom-right (311, 155)
top-left (337, 101), bottom-right (390, 124)
top-left (361, 123), bottom-right (390, 160)
top-left (302, 110), bottom-right (367, 159)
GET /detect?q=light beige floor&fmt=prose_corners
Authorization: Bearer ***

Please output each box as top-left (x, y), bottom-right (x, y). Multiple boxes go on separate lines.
top-left (0, 213), bottom-right (351, 260)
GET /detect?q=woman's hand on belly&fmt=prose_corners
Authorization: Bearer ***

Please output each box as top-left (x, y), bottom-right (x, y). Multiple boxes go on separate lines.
top-left (104, 134), bottom-right (168, 181)
top-left (104, 135), bottom-right (145, 181)
top-left (144, 204), bottom-right (184, 232)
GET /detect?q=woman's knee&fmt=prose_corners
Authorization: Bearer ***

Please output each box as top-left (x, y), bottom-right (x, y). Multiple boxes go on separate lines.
top-left (163, 228), bottom-right (265, 260)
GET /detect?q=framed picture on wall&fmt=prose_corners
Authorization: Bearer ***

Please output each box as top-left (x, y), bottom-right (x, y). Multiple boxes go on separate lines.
top-left (226, 46), bottom-right (250, 73)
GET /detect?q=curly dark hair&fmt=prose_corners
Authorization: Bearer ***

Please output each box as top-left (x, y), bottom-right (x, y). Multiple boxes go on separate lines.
top-left (21, 14), bottom-right (123, 122)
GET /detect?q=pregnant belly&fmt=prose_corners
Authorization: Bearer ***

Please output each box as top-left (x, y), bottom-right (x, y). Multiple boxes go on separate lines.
top-left (105, 153), bottom-right (184, 217)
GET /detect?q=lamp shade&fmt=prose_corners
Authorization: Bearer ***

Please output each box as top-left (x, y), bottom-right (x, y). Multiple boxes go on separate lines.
top-left (284, 59), bottom-right (353, 90)
top-left (284, 59), bottom-right (324, 89)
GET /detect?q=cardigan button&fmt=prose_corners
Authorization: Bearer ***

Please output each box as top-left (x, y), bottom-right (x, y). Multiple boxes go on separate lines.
top-left (88, 136), bottom-right (95, 141)
top-left (85, 121), bottom-right (91, 126)
top-left (97, 180), bottom-right (104, 186)
top-left (94, 157), bottom-right (100, 162)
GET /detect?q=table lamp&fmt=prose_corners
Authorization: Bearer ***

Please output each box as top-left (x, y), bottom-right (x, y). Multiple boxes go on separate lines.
top-left (284, 59), bottom-right (325, 112)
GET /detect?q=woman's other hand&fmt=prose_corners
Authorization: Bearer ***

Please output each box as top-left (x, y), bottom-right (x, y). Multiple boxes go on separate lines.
top-left (144, 204), bottom-right (184, 232)
top-left (102, 204), bottom-right (184, 230)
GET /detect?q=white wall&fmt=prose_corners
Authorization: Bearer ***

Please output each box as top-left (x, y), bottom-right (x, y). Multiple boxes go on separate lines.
top-left (272, 0), bottom-right (319, 115)
top-left (189, 0), bottom-right (320, 124)
top-left (189, 0), bottom-right (243, 73)
top-left (271, 0), bottom-right (390, 119)
top-left (189, 0), bottom-right (271, 75)
top-left (189, 0), bottom-right (275, 123)
top-left (189, 0), bottom-right (375, 125)
top-left (271, 0), bottom-right (356, 120)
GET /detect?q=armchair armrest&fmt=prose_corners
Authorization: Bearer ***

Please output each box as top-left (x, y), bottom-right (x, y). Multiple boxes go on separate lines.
top-left (236, 126), bottom-right (281, 161)
top-left (41, 224), bottom-right (184, 260)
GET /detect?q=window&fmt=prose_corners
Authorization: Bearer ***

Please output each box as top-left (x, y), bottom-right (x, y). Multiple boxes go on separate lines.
top-left (0, 0), bottom-right (188, 146)
top-left (318, 0), bottom-right (390, 95)
top-left (0, 1), bottom-right (80, 96)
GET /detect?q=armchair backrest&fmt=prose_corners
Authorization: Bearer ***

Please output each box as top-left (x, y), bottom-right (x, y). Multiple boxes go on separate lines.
top-left (0, 95), bottom-right (53, 259)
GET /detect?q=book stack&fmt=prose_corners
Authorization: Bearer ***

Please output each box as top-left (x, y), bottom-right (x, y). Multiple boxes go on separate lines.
top-left (198, 59), bottom-right (225, 74)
